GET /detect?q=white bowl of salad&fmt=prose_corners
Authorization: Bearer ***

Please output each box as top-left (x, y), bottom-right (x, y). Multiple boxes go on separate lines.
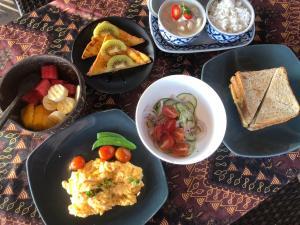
top-left (135, 75), bottom-right (227, 165)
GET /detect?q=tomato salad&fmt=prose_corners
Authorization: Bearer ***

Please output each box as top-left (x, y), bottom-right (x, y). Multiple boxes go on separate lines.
top-left (69, 132), bottom-right (135, 170)
top-left (146, 93), bottom-right (200, 157)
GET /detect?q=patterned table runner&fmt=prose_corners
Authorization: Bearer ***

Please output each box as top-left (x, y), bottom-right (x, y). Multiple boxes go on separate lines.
top-left (0, 0), bottom-right (299, 224)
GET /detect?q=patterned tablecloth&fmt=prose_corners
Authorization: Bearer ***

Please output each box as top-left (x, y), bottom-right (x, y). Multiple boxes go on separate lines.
top-left (0, 0), bottom-right (299, 224)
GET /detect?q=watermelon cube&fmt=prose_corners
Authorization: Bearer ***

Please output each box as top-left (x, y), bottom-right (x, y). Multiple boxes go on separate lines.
top-left (22, 90), bottom-right (42, 105)
top-left (41, 65), bottom-right (58, 80)
top-left (35, 79), bottom-right (51, 97)
top-left (51, 79), bottom-right (64, 85)
top-left (63, 83), bottom-right (76, 96)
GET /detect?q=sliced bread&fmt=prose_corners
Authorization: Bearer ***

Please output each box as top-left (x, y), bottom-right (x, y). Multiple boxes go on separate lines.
top-left (249, 67), bottom-right (300, 130)
top-left (231, 68), bottom-right (275, 126)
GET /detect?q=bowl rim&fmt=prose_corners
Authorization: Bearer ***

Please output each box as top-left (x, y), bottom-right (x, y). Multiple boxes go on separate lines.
top-left (158, 0), bottom-right (207, 39)
top-left (206, 0), bottom-right (255, 36)
top-left (0, 54), bottom-right (86, 134)
top-left (135, 75), bottom-right (227, 165)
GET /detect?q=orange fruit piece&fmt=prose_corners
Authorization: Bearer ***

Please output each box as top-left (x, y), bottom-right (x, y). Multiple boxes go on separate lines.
top-left (21, 104), bottom-right (35, 129)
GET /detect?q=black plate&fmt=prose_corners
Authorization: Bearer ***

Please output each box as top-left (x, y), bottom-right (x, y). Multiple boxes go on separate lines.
top-left (27, 109), bottom-right (168, 225)
top-left (71, 17), bottom-right (155, 94)
top-left (201, 44), bottom-right (300, 157)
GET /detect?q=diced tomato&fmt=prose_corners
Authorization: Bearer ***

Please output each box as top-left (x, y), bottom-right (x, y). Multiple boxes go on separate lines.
top-left (51, 79), bottom-right (64, 85)
top-left (172, 143), bottom-right (189, 157)
top-left (63, 83), bottom-right (76, 96)
top-left (171, 4), bottom-right (181, 20)
top-left (41, 65), bottom-right (58, 80)
top-left (35, 79), bottom-right (51, 97)
top-left (153, 124), bottom-right (163, 141)
top-left (98, 145), bottom-right (115, 161)
top-left (22, 90), bottom-right (42, 105)
top-left (160, 134), bottom-right (175, 151)
top-left (183, 12), bottom-right (192, 20)
top-left (69, 155), bottom-right (86, 170)
top-left (173, 128), bottom-right (185, 143)
top-left (164, 119), bottom-right (177, 132)
top-left (162, 105), bottom-right (178, 119)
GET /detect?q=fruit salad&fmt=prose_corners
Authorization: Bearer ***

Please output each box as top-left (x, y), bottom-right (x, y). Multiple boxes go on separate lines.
top-left (146, 93), bottom-right (200, 157)
top-left (21, 65), bottom-right (80, 131)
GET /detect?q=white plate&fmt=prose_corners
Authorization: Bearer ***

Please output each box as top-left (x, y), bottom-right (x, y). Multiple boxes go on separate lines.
top-left (149, 13), bottom-right (255, 54)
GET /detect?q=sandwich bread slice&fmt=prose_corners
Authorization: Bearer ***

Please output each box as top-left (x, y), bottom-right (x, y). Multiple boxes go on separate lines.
top-left (249, 67), bottom-right (300, 130)
top-left (230, 68), bottom-right (275, 127)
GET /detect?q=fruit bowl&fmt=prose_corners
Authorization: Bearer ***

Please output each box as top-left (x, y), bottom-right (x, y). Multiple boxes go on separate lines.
top-left (0, 55), bottom-right (86, 133)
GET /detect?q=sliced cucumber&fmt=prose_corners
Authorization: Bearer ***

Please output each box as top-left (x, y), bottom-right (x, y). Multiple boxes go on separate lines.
top-left (185, 102), bottom-right (195, 113)
top-left (177, 93), bottom-right (197, 108)
top-left (164, 99), bottom-right (177, 106)
top-left (185, 120), bottom-right (196, 129)
top-left (153, 98), bottom-right (169, 113)
top-left (185, 131), bottom-right (196, 141)
top-left (176, 103), bottom-right (193, 121)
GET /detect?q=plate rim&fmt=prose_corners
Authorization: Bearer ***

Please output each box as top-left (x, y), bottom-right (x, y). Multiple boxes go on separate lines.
top-left (26, 109), bottom-right (168, 225)
top-left (201, 44), bottom-right (300, 157)
top-left (71, 16), bottom-right (156, 94)
top-left (149, 13), bottom-right (255, 54)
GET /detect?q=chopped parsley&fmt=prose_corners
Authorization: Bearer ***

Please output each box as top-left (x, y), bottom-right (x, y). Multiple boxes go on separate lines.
top-left (128, 177), bottom-right (140, 186)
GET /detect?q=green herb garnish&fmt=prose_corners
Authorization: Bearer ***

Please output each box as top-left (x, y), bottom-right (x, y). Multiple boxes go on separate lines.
top-left (128, 177), bottom-right (140, 186)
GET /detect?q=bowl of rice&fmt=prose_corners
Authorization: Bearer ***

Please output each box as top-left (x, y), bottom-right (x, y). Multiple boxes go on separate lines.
top-left (206, 0), bottom-right (255, 43)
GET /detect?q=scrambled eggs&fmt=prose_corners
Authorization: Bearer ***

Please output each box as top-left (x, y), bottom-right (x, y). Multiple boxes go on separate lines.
top-left (62, 159), bottom-right (144, 217)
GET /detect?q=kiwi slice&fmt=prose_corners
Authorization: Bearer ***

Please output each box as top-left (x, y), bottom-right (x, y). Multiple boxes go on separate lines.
top-left (93, 21), bottom-right (119, 37)
top-left (107, 55), bottom-right (135, 71)
top-left (100, 40), bottom-right (127, 56)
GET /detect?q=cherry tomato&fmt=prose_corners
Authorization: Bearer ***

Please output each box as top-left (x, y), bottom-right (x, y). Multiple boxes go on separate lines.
top-left (98, 145), bottom-right (115, 161)
top-left (69, 156), bottom-right (86, 171)
top-left (164, 119), bottom-right (177, 132)
top-left (160, 134), bottom-right (175, 151)
top-left (173, 128), bottom-right (185, 143)
top-left (171, 4), bottom-right (181, 20)
top-left (162, 105), bottom-right (178, 119)
top-left (183, 12), bottom-right (192, 20)
top-left (115, 147), bottom-right (132, 163)
top-left (172, 143), bottom-right (189, 157)
top-left (153, 124), bottom-right (163, 141)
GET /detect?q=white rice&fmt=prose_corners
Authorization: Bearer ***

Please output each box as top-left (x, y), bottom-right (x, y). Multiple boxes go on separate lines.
top-left (209, 0), bottom-right (251, 33)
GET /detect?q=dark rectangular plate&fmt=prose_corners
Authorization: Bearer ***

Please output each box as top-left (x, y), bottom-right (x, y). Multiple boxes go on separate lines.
top-left (201, 44), bottom-right (300, 157)
top-left (26, 109), bottom-right (168, 225)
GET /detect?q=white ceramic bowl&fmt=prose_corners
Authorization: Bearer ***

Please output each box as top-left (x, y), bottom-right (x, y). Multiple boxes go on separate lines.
top-left (158, 0), bottom-right (207, 46)
top-left (206, 0), bottom-right (255, 43)
top-left (135, 75), bottom-right (227, 165)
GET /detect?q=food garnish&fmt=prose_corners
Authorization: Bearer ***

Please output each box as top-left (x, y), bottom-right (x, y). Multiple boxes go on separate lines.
top-left (92, 132), bottom-right (136, 150)
top-left (115, 147), bottom-right (132, 163)
top-left (69, 155), bottom-right (86, 171)
top-left (171, 4), bottom-right (182, 20)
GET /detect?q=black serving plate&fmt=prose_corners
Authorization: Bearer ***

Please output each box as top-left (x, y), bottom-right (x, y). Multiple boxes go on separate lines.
top-left (201, 44), bottom-right (300, 157)
top-left (71, 17), bottom-right (155, 94)
top-left (27, 109), bottom-right (168, 225)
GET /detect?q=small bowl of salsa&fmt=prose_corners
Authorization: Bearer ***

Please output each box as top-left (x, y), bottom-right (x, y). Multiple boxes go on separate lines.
top-left (158, 0), bottom-right (206, 46)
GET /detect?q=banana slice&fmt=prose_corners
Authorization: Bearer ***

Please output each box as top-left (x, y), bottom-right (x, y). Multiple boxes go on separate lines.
top-left (57, 97), bottom-right (76, 115)
top-left (47, 84), bottom-right (68, 102)
top-left (48, 111), bottom-right (65, 126)
top-left (75, 85), bottom-right (80, 102)
top-left (42, 96), bottom-right (57, 111)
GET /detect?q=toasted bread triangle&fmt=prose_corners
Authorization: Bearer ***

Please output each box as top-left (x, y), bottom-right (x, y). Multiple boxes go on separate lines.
top-left (233, 68), bottom-right (275, 126)
top-left (87, 34), bottom-right (151, 76)
top-left (81, 21), bottom-right (145, 60)
top-left (249, 67), bottom-right (300, 130)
